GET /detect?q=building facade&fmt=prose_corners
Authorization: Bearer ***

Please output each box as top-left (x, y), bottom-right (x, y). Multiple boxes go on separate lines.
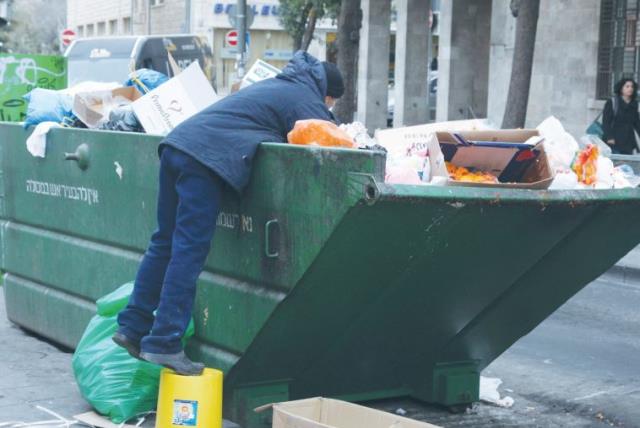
top-left (438, 0), bottom-right (614, 138)
top-left (67, 0), bottom-right (134, 37)
top-left (66, 0), bottom-right (335, 91)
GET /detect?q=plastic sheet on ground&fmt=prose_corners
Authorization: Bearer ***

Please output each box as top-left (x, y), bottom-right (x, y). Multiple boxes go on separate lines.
top-left (479, 376), bottom-right (514, 408)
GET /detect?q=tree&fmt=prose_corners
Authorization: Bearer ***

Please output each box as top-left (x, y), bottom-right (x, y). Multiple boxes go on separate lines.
top-left (333, 0), bottom-right (361, 123)
top-left (0, 0), bottom-right (65, 55)
top-left (279, 0), bottom-right (340, 51)
top-left (502, 0), bottom-right (540, 129)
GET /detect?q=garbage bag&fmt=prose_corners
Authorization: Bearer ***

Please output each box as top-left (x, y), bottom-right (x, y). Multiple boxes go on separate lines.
top-left (613, 164), bottom-right (640, 188)
top-left (537, 116), bottom-right (579, 172)
top-left (288, 119), bottom-right (355, 148)
top-left (125, 69), bottom-right (169, 94)
top-left (99, 105), bottom-right (143, 133)
top-left (72, 282), bottom-right (195, 423)
top-left (23, 88), bottom-right (73, 128)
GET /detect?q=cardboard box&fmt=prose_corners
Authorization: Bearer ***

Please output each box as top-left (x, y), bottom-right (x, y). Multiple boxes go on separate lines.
top-left (374, 119), bottom-right (492, 157)
top-left (73, 86), bottom-right (142, 128)
top-left (132, 61), bottom-right (219, 135)
top-left (432, 130), bottom-right (554, 189)
top-left (265, 397), bottom-right (441, 428)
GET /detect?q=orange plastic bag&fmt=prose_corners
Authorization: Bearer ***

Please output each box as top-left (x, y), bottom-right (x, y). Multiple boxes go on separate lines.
top-left (572, 144), bottom-right (599, 185)
top-left (287, 119), bottom-right (356, 148)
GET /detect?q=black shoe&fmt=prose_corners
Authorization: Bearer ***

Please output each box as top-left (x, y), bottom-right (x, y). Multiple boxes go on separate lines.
top-left (112, 331), bottom-right (142, 360)
top-left (139, 350), bottom-right (205, 376)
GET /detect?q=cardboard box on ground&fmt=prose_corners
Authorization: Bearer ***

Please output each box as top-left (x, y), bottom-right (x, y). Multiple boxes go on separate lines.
top-left (376, 122), bottom-right (555, 189)
top-left (263, 397), bottom-right (441, 428)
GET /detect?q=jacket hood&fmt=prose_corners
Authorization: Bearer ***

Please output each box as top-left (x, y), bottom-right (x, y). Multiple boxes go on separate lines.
top-left (277, 51), bottom-right (327, 99)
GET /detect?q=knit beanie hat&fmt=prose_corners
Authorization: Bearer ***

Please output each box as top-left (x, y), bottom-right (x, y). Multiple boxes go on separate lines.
top-left (322, 62), bottom-right (345, 98)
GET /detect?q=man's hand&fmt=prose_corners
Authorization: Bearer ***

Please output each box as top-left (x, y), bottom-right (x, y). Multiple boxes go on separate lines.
top-left (607, 139), bottom-right (615, 146)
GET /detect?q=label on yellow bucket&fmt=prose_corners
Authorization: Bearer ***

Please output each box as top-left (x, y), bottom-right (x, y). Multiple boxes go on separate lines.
top-left (172, 399), bottom-right (198, 426)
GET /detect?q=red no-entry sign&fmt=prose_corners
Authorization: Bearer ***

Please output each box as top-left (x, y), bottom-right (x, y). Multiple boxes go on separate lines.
top-left (61, 29), bottom-right (76, 46)
top-left (225, 30), bottom-right (238, 47)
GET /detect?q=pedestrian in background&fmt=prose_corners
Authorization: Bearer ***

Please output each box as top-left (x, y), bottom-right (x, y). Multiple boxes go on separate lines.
top-left (603, 78), bottom-right (640, 155)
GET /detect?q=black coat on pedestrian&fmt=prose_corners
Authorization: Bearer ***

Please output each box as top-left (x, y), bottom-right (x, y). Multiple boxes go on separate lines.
top-left (602, 96), bottom-right (640, 154)
top-left (161, 51), bottom-right (335, 193)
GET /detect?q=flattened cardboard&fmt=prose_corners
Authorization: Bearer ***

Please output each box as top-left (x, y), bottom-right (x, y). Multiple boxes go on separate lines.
top-left (269, 397), bottom-right (441, 428)
top-left (240, 59), bottom-right (281, 89)
top-left (132, 61), bottom-right (219, 135)
top-left (74, 411), bottom-right (141, 428)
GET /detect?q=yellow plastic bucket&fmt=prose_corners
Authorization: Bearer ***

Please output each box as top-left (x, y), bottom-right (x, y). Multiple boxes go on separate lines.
top-left (156, 367), bottom-right (223, 428)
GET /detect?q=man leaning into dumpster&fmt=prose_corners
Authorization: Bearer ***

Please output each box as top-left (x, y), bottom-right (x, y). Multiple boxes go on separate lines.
top-left (112, 51), bottom-right (345, 375)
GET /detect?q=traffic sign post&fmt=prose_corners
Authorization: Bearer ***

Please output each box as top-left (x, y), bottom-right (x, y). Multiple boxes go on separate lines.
top-left (236, 0), bottom-right (247, 78)
top-left (227, 4), bottom-right (255, 29)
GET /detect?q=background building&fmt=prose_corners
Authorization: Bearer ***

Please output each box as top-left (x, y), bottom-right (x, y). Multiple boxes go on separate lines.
top-left (66, 0), bottom-right (335, 92)
top-left (438, 0), bottom-right (608, 138)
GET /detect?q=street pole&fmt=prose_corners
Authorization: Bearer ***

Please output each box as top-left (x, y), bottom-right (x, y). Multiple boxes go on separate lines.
top-left (185, 0), bottom-right (191, 33)
top-left (147, 0), bottom-right (151, 35)
top-left (237, 0), bottom-right (247, 78)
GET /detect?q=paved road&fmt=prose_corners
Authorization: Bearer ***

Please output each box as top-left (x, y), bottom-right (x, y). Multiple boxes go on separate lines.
top-left (0, 274), bottom-right (639, 427)
top-left (374, 274), bottom-right (640, 427)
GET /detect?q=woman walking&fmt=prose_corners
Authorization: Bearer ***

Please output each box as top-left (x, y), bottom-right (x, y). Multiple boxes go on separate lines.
top-left (603, 78), bottom-right (640, 154)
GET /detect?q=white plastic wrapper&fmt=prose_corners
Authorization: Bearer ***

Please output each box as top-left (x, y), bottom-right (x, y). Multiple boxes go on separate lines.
top-left (580, 134), bottom-right (612, 157)
top-left (339, 121), bottom-right (377, 148)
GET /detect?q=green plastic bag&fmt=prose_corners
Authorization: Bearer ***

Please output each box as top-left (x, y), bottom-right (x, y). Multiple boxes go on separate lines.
top-left (72, 282), bottom-right (195, 423)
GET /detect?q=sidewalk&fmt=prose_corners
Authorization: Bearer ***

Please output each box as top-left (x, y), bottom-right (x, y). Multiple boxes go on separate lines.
top-left (0, 288), bottom-right (92, 423)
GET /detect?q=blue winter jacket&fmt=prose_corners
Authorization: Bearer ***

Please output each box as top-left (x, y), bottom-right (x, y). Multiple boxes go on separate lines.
top-left (161, 51), bottom-right (335, 193)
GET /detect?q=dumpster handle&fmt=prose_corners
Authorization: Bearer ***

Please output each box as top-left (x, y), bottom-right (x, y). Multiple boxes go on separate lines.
top-left (64, 144), bottom-right (90, 170)
top-left (265, 219), bottom-right (280, 259)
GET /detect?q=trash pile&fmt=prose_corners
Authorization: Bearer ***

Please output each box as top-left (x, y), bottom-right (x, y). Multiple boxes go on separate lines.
top-left (374, 116), bottom-right (640, 190)
top-left (288, 116), bottom-right (640, 190)
top-left (23, 60), bottom-right (218, 158)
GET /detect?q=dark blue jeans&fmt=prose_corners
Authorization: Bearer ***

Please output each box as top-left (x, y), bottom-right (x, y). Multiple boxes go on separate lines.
top-left (117, 146), bottom-right (223, 354)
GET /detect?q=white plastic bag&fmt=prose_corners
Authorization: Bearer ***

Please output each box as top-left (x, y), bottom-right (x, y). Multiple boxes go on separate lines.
top-left (385, 155), bottom-right (427, 185)
top-left (537, 116), bottom-right (579, 171)
top-left (594, 156), bottom-right (615, 189)
top-left (548, 170), bottom-right (579, 190)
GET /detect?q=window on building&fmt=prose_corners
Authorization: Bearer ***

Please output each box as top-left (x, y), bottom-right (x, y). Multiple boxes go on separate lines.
top-left (86, 23), bottom-right (94, 37)
top-left (123, 17), bottom-right (131, 34)
top-left (597, 0), bottom-right (640, 99)
top-left (97, 21), bottom-right (106, 36)
top-left (109, 19), bottom-right (118, 35)
top-left (150, 0), bottom-right (164, 6)
top-left (77, 25), bottom-right (84, 37)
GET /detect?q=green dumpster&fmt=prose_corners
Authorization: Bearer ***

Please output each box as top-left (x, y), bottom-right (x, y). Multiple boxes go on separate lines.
top-left (2, 123), bottom-right (640, 427)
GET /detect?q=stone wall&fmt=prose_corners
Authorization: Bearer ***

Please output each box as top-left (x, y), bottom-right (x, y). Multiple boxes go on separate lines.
top-left (487, 0), bottom-right (601, 136)
top-left (437, 0), bottom-right (492, 122)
